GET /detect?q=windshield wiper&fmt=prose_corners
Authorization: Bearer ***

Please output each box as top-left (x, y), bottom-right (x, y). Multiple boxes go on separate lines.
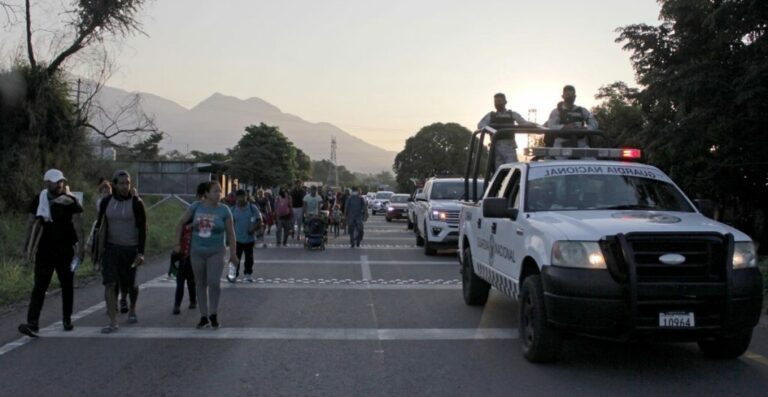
top-left (595, 204), bottom-right (658, 210)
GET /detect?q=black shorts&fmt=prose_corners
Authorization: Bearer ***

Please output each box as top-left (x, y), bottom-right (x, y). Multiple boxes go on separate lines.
top-left (101, 243), bottom-right (139, 289)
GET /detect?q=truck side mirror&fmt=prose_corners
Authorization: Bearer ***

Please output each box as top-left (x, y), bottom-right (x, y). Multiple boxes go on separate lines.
top-left (483, 197), bottom-right (518, 220)
top-left (694, 199), bottom-right (715, 218)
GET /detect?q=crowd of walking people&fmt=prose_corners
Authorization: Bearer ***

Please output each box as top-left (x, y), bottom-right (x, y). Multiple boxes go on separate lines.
top-left (18, 169), bottom-right (371, 336)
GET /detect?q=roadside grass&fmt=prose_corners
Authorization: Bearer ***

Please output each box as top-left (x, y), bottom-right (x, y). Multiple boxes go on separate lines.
top-left (0, 195), bottom-right (186, 308)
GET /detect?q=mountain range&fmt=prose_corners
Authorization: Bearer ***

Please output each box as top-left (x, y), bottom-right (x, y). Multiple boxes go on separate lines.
top-left (94, 86), bottom-right (397, 173)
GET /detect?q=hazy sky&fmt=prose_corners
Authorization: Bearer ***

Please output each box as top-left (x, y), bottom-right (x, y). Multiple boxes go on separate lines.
top-left (6, 0), bottom-right (662, 152)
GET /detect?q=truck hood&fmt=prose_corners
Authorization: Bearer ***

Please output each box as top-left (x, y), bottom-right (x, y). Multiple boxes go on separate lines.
top-left (528, 211), bottom-right (752, 241)
top-left (429, 200), bottom-right (462, 211)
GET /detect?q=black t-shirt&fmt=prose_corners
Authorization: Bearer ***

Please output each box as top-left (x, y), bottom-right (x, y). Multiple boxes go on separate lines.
top-left (291, 188), bottom-right (305, 208)
top-left (28, 193), bottom-right (84, 248)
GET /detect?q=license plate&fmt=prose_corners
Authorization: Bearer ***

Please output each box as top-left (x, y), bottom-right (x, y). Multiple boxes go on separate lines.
top-left (659, 312), bottom-right (695, 328)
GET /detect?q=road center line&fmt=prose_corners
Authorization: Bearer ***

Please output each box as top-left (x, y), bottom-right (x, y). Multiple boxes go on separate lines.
top-left (32, 326), bottom-right (520, 341)
top-left (361, 255), bottom-right (372, 281)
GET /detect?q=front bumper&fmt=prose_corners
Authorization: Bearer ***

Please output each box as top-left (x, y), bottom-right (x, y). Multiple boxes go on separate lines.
top-left (385, 208), bottom-right (408, 219)
top-left (425, 220), bottom-right (459, 246)
top-left (541, 265), bottom-right (763, 341)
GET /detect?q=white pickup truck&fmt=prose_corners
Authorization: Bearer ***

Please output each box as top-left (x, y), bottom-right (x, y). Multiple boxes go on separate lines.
top-left (459, 138), bottom-right (763, 363)
top-left (413, 177), bottom-right (483, 256)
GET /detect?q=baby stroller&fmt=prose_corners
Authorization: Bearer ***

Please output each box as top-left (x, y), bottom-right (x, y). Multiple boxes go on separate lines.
top-left (304, 215), bottom-right (328, 250)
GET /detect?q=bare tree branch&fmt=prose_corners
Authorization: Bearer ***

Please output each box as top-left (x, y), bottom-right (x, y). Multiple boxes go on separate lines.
top-left (78, 93), bottom-right (158, 139)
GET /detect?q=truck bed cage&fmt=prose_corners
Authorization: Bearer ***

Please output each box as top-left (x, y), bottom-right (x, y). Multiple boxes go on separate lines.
top-left (463, 126), bottom-right (613, 203)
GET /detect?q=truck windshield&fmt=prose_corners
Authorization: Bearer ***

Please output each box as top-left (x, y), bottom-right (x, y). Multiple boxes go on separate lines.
top-left (431, 181), bottom-right (485, 200)
top-left (525, 174), bottom-right (694, 212)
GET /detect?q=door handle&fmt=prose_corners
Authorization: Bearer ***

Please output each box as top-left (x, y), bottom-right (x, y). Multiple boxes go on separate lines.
top-left (492, 223), bottom-right (497, 234)
top-left (516, 228), bottom-right (523, 236)
top-left (476, 218), bottom-right (482, 229)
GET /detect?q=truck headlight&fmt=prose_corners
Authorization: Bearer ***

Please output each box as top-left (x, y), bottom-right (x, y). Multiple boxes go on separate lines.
top-left (552, 241), bottom-right (606, 269)
top-left (733, 242), bottom-right (757, 269)
top-left (430, 210), bottom-right (448, 221)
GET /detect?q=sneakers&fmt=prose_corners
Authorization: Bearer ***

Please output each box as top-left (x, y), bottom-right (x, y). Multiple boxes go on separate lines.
top-left (196, 316), bottom-right (210, 329)
top-left (18, 323), bottom-right (39, 338)
top-left (209, 314), bottom-right (219, 329)
top-left (101, 324), bottom-right (118, 334)
top-left (119, 299), bottom-right (129, 314)
top-left (244, 274), bottom-right (254, 283)
top-left (63, 319), bottom-right (74, 331)
top-left (227, 263), bottom-right (237, 283)
top-left (172, 306), bottom-right (181, 315)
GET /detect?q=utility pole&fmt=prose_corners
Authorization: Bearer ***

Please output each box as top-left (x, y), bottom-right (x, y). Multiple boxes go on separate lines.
top-left (327, 136), bottom-right (338, 187)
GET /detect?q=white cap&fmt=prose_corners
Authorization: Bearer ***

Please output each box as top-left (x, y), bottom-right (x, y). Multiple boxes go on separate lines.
top-left (43, 169), bottom-right (66, 182)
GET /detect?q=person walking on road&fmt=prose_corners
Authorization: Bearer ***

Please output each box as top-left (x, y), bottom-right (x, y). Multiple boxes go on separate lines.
top-left (254, 189), bottom-right (271, 248)
top-left (18, 169), bottom-right (85, 337)
top-left (93, 170), bottom-right (147, 333)
top-left (274, 188), bottom-right (293, 246)
top-left (230, 189), bottom-right (259, 282)
top-left (290, 180), bottom-right (306, 240)
top-left (174, 181), bottom-right (238, 330)
top-left (345, 186), bottom-right (368, 248)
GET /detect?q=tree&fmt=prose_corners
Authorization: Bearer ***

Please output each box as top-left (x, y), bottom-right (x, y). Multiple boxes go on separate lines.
top-left (614, 0), bottom-right (768, 246)
top-left (229, 123), bottom-right (297, 188)
top-left (312, 160), bottom-right (357, 187)
top-left (393, 123), bottom-right (481, 192)
top-left (189, 150), bottom-right (230, 163)
top-left (293, 147), bottom-right (312, 181)
top-left (122, 131), bottom-right (163, 161)
top-left (592, 81), bottom-right (645, 148)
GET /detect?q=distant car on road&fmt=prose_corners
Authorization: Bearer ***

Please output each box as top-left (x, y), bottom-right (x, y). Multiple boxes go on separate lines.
top-left (371, 191), bottom-right (394, 215)
top-left (385, 194), bottom-right (410, 222)
top-left (407, 188), bottom-right (423, 230)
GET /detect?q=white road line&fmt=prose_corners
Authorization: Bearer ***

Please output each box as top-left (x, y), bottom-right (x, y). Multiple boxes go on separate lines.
top-left (0, 275), bottom-right (164, 358)
top-left (143, 281), bottom-right (462, 291)
top-left (35, 327), bottom-right (519, 341)
top-left (361, 255), bottom-right (372, 281)
top-left (263, 245), bottom-right (421, 250)
top-left (252, 260), bottom-right (455, 266)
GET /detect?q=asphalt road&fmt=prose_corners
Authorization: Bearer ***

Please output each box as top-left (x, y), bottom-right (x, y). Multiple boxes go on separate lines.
top-left (2, 214), bottom-right (768, 396)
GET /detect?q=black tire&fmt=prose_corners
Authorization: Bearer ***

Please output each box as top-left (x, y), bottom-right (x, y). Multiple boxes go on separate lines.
top-left (461, 246), bottom-right (490, 306)
top-left (372, 210), bottom-right (376, 215)
top-left (386, 217), bottom-right (392, 222)
top-left (520, 275), bottom-right (562, 363)
top-left (407, 218), bottom-right (413, 230)
top-left (424, 222), bottom-right (437, 256)
top-left (698, 331), bottom-right (753, 359)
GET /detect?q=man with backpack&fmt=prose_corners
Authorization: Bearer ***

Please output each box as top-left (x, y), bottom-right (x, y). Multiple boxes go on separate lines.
top-left (274, 188), bottom-right (293, 246)
top-left (93, 170), bottom-right (147, 333)
top-left (230, 189), bottom-right (260, 282)
top-left (344, 186), bottom-right (368, 248)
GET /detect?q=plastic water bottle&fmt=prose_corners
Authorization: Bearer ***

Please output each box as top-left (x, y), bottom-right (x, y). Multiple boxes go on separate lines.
top-left (227, 262), bottom-right (237, 283)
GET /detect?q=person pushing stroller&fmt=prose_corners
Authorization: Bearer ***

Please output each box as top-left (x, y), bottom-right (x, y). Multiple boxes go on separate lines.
top-left (302, 186), bottom-right (327, 249)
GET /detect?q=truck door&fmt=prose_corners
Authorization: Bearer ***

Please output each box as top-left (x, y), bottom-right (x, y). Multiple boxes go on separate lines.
top-left (475, 168), bottom-right (512, 268)
top-left (491, 168), bottom-right (523, 282)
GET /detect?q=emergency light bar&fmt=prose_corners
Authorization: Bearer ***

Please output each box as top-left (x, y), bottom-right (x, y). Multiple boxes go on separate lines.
top-left (524, 147), bottom-right (642, 160)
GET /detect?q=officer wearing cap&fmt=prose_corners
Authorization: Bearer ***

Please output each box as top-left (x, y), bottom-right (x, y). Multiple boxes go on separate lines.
top-left (19, 169), bottom-right (84, 337)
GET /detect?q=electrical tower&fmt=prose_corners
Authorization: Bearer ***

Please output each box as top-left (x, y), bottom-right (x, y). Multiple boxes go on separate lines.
top-left (327, 136), bottom-right (338, 187)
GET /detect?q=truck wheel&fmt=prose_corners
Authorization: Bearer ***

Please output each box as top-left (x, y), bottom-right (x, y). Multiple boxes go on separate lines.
top-left (698, 331), bottom-right (753, 359)
top-left (520, 275), bottom-right (561, 363)
top-left (423, 222), bottom-right (437, 256)
top-left (386, 217), bottom-right (391, 222)
top-left (461, 247), bottom-right (490, 306)
top-left (407, 218), bottom-right (413, 230)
